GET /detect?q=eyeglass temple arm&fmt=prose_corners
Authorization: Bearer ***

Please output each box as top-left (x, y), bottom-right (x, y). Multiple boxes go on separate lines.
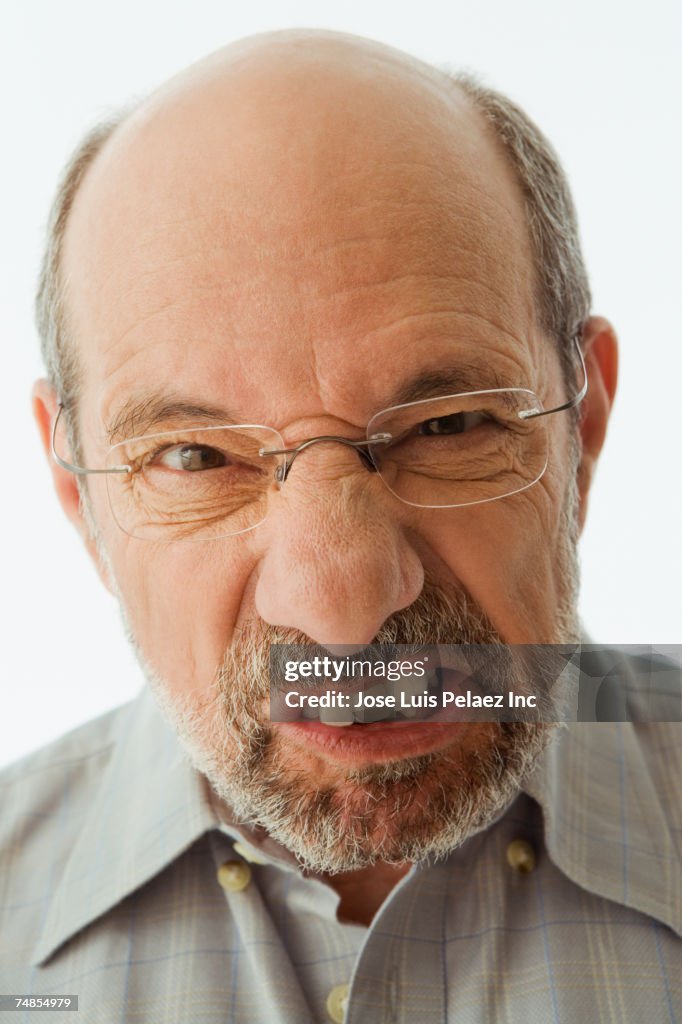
top-left (51, 404), bottom-right (131, 475)
top-left (519, 335), bottom-right (588, 420)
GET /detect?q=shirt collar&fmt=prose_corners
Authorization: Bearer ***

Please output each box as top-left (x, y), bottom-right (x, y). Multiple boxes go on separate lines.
top-left (523, 647), bottom-right (681, 937)
top-left (34, 652), bottom-right (681, 963)
top-left (33, 688), bottom-right (218, 965)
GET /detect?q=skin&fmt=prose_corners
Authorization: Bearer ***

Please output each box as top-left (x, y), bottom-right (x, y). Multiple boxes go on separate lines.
top-left (33, 30), bottom-right (618, 925)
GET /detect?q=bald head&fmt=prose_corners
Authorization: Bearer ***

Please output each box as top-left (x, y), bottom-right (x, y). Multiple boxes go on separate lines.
top-left (59, 33), bottom-right (535, 404)
top-left (38, 30), bottom-right (590, 435)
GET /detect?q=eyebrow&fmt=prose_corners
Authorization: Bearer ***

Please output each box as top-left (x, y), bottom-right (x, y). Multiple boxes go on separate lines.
top-left (105, 397), bottom-right (239, 445)
top-left (104, 363), bottom-right (517, 444)
top-left (390, 362), bottom-right (513, 407)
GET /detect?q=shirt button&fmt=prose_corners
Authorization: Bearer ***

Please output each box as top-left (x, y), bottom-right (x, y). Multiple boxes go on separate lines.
top-left (326, 983), bottom-right (350, 1023)
top-left (506, 838), bottom-right (536, 874)
top-left (217, 860), bottom-right (252, 892)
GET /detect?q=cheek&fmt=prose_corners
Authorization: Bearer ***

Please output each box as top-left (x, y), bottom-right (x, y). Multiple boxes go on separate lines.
top-left (104, 529), bottom-right (256, 698)
top-left (417, 470), bottom-right (571, 643)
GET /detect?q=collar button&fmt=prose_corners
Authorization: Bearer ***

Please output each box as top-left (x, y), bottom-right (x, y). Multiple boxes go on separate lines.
top-left (217, 860), bottom-right (252, 892)
top-left (506, 838), bottom-right (536, 874)
top-left (326, 983), bottom-right (350, 1023)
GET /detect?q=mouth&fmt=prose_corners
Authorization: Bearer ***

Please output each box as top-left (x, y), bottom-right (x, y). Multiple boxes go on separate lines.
top-left (324, 667), bottom-right (457, 725)
top-left (270, 663), bottom-right (487, 766)
top-left (271, 660), bottom-right (483, 724)
top-left (273, 715), bottom-right (469, 765)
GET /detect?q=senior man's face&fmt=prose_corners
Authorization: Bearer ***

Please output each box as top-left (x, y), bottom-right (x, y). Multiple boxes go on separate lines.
top-left (38, 37), bottom-right (615, 871)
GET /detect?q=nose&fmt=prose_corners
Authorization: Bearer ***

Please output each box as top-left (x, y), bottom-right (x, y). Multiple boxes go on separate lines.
top-left (254, 453), bottom-right (424, 646)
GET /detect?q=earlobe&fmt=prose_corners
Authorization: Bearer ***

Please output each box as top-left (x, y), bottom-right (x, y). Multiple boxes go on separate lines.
top-left (32, 380), bottom-right (84, 531)
top-left (32, 380), bottom-right (116, 594)
top-left (575, 317), bottom-right (619, 530)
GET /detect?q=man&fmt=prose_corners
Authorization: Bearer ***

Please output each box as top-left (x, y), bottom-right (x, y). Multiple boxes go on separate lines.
top-left (1, 28), bottom-right (679, 1023)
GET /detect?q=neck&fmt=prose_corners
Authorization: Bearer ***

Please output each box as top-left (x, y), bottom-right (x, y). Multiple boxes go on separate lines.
top-left (321, 861), bottom-right (412, 926)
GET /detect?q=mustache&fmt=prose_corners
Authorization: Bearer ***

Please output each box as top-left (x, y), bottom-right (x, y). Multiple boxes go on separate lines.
top-left (217, 579), bottom-right (502, 702)
top-left (244, 579), bottom-right (498, 643)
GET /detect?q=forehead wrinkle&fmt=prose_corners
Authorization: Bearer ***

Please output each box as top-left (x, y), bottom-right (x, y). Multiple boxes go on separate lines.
top-left (359, 309), bottom-right (529, 355)
top-left (101, 336), bottom-right (532, 449)
top-left (312, 273), bottom-right (518, 321)
top-left (64, 38), bottom-right (540, 429)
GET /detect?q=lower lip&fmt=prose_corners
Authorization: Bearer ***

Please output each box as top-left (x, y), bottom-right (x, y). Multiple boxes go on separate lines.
top-left (274, 719), bottom-right (468, 764)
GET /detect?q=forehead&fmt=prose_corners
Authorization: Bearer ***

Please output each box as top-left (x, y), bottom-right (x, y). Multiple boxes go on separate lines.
top-left (61, 49), bottom-right (544, 437)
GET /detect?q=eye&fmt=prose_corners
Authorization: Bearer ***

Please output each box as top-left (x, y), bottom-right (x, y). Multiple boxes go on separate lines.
top-left (417, 411), bottom-right (488, 436)
top-left (153, 444), bottom-right (230, 471)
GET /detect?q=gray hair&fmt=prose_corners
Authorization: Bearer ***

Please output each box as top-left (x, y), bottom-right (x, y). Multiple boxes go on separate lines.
top-left (35, 115), bottom-right (128, 456)
top-left (35, 74), bottom-right (591, 435)
top-left (451, 73), bottom-right (591, 383)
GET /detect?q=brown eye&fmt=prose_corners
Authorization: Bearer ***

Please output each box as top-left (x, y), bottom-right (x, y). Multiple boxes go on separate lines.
top-left (155, 444), bottom-right (230, 471)
top-left (418, 412), bottom-right (487, 436)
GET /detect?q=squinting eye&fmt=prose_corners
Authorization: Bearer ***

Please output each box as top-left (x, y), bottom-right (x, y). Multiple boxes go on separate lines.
top-left (418, 411), bottom-right (488, 436)
top-left (154, 444), bottom-right (230, 471)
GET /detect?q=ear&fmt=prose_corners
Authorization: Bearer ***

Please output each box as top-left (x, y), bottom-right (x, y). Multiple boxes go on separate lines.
top-left (575, 317), bottom-right (618, 532)
top-left (32, 380), bottom-right (116, 594)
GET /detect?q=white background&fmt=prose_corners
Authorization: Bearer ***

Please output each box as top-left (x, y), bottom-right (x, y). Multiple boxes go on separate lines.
top-left (1, 0), bottom-right (680, 767)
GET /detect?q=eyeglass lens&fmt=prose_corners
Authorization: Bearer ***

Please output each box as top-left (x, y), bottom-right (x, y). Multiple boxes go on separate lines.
top-left (104, 389), bottom-right (547, 541)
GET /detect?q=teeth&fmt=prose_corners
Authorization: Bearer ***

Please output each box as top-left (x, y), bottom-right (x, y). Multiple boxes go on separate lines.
top-left (318, 704), bottom-right (355, 727)
top-left (296, 669), bottom-right (446, 728)
top-left (353, 682), bottom-right (396, 724)
top-left (428, 669), bottom-right (444, 694)
top-left (393, 674), bottom-right (425, 718)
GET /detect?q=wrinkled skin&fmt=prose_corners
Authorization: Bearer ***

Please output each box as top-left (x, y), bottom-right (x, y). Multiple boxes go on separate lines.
top-left (34, 31), bottom-right (617, 922)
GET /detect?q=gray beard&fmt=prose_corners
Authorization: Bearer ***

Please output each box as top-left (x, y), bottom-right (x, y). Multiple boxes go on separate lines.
top-left (139, 577), bottom-right (576, 873)
top-left (117, 471), bottom-right (581, 873)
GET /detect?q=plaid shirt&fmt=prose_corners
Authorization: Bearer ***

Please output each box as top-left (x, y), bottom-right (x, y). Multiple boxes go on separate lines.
top-left (1, 652), bottom-right (680, 1023)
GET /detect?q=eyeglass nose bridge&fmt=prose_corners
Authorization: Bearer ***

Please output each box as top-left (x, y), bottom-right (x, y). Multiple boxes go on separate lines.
top-left (259, 433), bottom-right (393, 484)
